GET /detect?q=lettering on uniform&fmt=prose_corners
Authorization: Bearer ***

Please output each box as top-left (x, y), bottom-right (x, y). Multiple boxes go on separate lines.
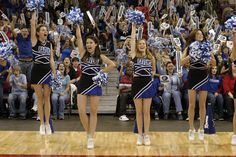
top-left (137, 58), bottom-right (151, 66)
top-left (38, 46), bottom-right (50, 55)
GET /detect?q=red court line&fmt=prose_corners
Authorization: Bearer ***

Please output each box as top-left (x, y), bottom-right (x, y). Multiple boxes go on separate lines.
top-left (0, 155), bottom-right (235, 157)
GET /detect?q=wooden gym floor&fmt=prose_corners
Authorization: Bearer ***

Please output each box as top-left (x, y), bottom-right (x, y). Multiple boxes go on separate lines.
top-left (0, 131), bottom-right (235, 157)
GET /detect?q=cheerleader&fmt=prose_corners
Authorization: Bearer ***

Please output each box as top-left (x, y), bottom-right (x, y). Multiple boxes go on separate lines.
top-left (76, 25), bottom-right (115, 149)
top-left (231, 32), bottom-right (236, 145)
top-left (130, 24), bottom-right (156, 145)
top-left (181, 29), bottom-right (215, 141)
top-left (30, 12), bottom-right (56, 135)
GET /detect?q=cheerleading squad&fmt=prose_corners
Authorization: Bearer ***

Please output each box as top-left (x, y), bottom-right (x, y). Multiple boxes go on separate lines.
top-left (1, 0), bottom-right (236, 149)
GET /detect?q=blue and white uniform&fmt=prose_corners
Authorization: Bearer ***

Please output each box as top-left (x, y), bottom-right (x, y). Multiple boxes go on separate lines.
top-left (31, 40), bottom-right (52, 85)
top-left (188, 41), bottom-right (212, 90)
top-left (131, 57), bottom-right (154, 99)
top-left (77, 57), bottom-right (102, 96)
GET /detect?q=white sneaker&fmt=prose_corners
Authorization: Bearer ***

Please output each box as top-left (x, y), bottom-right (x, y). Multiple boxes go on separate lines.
top-left (39, 124), bottom-right (46, 135)
top-left (136, 134), bottom-right (143, 145)
top-left (188, 129), bottom-right (195, 141)
top-left (87, 138), bottom-right (94, 149)
top-left (198, 129), bottom-right (204, 140)
top-left (31, 104), bottom-right (37, 112)
top-left (231, 135), bottom-right (236, 145)
top-left (143, 135), bottom-right (151, 146)
top-left (119, 115), bottom-right (129, 121)
top-left (36, 115), bottom-right (40, 121)
top-left (45, 124), bottom-right (52, 135)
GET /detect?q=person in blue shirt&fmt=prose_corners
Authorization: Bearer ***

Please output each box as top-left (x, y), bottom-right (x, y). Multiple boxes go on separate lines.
top-left (51, 63), bottom-right (70, 120)
top-left (7, 65), bottom-right (28, 119)
top-left (11, 16), bottom-right (33, 83)
top-left (207, 65), bottom-right (224, 120)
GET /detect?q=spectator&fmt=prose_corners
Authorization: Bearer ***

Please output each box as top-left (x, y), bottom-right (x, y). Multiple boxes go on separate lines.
top-left (7, 65), bottom-right (28, 120)
top-left (51, 63), bottom-right (70, 120)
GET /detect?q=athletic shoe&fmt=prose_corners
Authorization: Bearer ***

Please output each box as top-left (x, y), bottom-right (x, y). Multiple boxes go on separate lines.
top-left (45, 124), bottom-right (52, 135)
top-left (119, 115), bottom-right (129, 121)
top-left (39, 124), bottom-right (46, 135)
top-left (87, 138), bottom-right (94, 149)
top-left (188, 129), bottom-right (195, 141)
top-left (136, 134), bottom-right (143, 145)
top-left (231, 135), bottom-right (236, 145)
top-left (198, 129), bottom-right (204, 140)
top-left (143, 135), bottom-right (151, 146)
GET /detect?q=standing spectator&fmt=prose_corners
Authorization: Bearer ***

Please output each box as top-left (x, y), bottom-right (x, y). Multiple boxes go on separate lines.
top-left (11, 16), bottom-right (33, 83)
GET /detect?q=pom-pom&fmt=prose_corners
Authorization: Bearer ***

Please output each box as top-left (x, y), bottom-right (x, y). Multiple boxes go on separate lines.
top-left (115, 49), bottom-right (128, 65)
top-left (224, 15), bottom-right (236, 32)
top-left (67, 7), bottom-right (84, 24)
top-left (189, 41), bottom-right (212, 64)
top-left (26, 0), bottom-right (45, 11)
top-left (92, 71), bottom-right (108, 87)
top-left (0, 42), bottom-right (13, 59)
top-left (57, 25), bottom-right (71, 38)
top-left (51, 70), bottom-right (62, 91)
top-left (125, 10), bottom-right (145, 25)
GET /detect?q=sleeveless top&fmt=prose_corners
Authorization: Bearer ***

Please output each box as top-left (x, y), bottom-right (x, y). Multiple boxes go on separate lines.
top-left (132, 57), bottom-right (152, 77)
top-left (81, 57), bottom-right (101, 76)
top-left (189, 41), bottom-right (212, 70)
top-left (32, 40), bottom-right (51, 64)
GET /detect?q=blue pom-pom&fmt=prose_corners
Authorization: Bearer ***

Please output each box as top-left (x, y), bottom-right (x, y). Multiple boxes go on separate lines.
top-left (67, 7), bottom-right (84, 24)
top-left (0, 42), bottom-right (13, 59)
top-left (26, 0), bottom-right (45, 11)
top-left (51, 70), bottom-right (62, 91)
top-left (125, 10), bottom-right (145, 25)
top-left (57, 25), bottom-right (71, 37)
top-left (115, 49), bottom-right (128, 65)
top-left (189, 41), bottom-right (212, 64)
top-left (224, 15), bottom-right (236, 32)
top-left (92, 71), bottom-right (108, 87)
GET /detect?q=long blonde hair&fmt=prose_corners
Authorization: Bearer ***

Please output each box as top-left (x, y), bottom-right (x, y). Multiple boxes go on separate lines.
top-left (135, 39), bottom-right (153, 60)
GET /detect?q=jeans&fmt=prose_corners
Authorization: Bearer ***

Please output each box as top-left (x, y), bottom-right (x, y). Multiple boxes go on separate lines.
top-left (51, 93), bottom-right (69, 118)
top-left (162, 90), bottom-right (183, 113)
top-left (0, 79), bottom-right (4, 115)
top-left (19, 61), bottom-right (33, 83)
top-left (117, 92), bottom-right (132, 116)
top-left (8, 92), bottom-right (28, 116)
top-left (207, 92), bottom-right (224, 118)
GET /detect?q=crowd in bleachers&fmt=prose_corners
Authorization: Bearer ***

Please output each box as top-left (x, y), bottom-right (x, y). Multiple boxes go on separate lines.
top-left (0, 0), bottom-right (235, 122)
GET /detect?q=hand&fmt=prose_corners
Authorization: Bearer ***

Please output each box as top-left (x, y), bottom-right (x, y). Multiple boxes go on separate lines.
top-left (60, 92), bottom-right (65, 96)
top-left (228, 92), bottom-right (234, 99)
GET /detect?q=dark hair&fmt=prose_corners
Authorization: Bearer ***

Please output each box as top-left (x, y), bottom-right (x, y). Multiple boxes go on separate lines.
top-left (72, 57), bottom-right (79, 62)
top-left (186, 29), bottom-right (206, 46)
top-left (36, 24), bottom-right (48, 38)
top-left (57, 63), bottom-right (67, 76)
top-left (228, 59), bottom-right (234, 78)
top-left (81, 36), bottom-right (102, 64)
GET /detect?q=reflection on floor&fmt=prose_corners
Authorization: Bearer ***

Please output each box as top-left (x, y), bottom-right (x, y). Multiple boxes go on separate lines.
top-left (0, 131), bottom-right (235, 157)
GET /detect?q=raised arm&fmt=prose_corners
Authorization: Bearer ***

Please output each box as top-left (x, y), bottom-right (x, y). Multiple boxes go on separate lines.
top-left (31, 11), bottom-right (37, 46)
top-left (130, 23), bottom-right (136, 59)
top-left (76, 25), bottom-right (85, 58)
top-left (100, 54), bottom-right (116, 73)
top-left (181, 47), bottom-right (189, 66)
top-left (10, 15), bottom-right (17, 38)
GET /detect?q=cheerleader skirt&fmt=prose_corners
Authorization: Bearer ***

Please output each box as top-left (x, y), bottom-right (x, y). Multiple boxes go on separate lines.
top-left (31, 64), bottom-right (51, 85)
top-left (188, 68), bottom-right (209, 91)
top-left (77, 75), bottom-right (102, 96)
top-left (131, 77), bottom-right (154, 99)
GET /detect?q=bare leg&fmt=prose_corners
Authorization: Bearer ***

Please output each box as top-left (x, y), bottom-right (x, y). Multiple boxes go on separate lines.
top-left (188, 89), bottom-right (196, 130)
top-left (134, 99), bottom-right (143, 136)
top-left (199, 90), bottom-right (208, 129)
top-left (89, 96), bottom-right (100, 137)
top-left (77, 94), bottom-right (89, 132)
top-left (143, 98), bottom-right (152, 135)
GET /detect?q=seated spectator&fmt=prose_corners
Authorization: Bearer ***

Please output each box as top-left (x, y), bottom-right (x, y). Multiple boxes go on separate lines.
top-left (223, 60), bottom-right (236, 121)
top-left (152, 76), bottom-right (163, 120)
top-left (117, 63), bottom-right (133, 121)
top-left (161, 62), bottom-right (183, 120)
top-left (207, 66), bottom-right (224, 120)
top-left (69, 57), bottom-right (81, 86)
top-left (7, 65), bottom-right (28, 119)
top-left (51, 63), bottom-right (70, 120)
